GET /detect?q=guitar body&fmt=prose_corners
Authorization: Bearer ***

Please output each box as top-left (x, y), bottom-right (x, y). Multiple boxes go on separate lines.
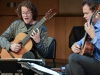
top-left (1, 33), bottom-right (33, 58)
top-left (79, 37), bottom-right (94, 57)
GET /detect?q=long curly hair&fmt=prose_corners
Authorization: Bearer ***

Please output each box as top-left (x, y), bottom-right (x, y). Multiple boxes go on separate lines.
top-left (16, 0), bottom-right (38, 21)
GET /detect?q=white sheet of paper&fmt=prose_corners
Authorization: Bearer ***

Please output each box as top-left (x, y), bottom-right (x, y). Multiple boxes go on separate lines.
top-left (27, 62), bottom-right (60, 75)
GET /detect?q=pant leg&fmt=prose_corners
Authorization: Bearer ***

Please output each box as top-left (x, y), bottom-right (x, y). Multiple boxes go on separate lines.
top-left (65, 64), bottom-right (72, 75)
top-left (67, 53), bottom-right (100, 75)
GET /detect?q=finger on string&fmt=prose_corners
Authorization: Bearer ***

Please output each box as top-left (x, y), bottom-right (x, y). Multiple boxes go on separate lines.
top-left (31, 32), bottom-right (34, 36)
top-left (30, 35), bottom-right (33, 38)
top-left (33, 30), bottom-right (36, 34)
top-left (86, 22), bottom-right (90, 27)
top-left (36, 28), bottom-right (39, 33)
top-left (84, 22), bottom-right (87, 27)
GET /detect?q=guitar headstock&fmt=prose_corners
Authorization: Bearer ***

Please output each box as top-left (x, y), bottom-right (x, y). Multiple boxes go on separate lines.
top-left (91, 4), bottom-right (100, 25)
top-left (44, 8), bottom-right (57, 20)
top-left (93, 4), bottom-right (100, 18)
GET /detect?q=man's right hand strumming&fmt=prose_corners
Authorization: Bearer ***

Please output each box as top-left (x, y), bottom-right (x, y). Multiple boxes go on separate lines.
top-left (71, 43), bottom-right (81, 53)
top-left (10, 43), bottom-right (21, 52)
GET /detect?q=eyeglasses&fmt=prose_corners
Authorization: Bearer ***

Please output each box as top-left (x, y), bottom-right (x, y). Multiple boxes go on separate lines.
top-left (22, 11), bottom-right (32, 15)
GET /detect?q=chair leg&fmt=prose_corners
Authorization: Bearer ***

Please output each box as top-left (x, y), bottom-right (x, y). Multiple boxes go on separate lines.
top-left (12, 73), bottom-right (15, 75)
top-left (17, 70), bottom-right (22, 75)
top-left (12, 72), bottom-right (22, 75)
top-left (18, 72), bottom-right (21, 75)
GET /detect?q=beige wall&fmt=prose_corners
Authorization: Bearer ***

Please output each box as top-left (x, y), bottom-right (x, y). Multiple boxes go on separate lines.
top-left (59, 0), bottom-right (83, 15)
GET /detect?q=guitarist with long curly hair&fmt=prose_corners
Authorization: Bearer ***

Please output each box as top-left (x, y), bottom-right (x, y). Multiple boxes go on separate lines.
top-left (0, 0), bottom-right (49, 75)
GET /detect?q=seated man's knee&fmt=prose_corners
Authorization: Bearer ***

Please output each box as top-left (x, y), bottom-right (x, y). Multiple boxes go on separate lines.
top-left (68, 53), bottom-right (79, 63)
top-left (65, 64), bottom-right (69, 70)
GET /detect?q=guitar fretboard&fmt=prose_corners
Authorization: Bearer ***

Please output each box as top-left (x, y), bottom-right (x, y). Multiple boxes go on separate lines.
top-left (21, 17), bottom-right (46, 46)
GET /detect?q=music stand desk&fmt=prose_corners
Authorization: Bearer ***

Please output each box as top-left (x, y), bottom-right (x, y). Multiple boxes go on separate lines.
top-left (0, 58), bottom-right (43, 73)
top-left (0, 58), bottom-right (60, 75)
top-left (0, 58), bottom-right (21, 73)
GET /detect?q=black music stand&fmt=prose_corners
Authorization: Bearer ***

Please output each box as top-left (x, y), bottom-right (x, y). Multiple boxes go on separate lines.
top-left (0, 59), bottom-right (21, 75)
top-left (0, 58), bottom-right (44, 75)
top-left (0, 58), bottom-right (60, 75)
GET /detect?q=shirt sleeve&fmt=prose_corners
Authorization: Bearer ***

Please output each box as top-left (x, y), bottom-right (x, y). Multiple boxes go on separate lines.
top-left (0, 22), bottom-right (15, 51)
top-left (76, 37), bottom-right (84, 47)
top-left (91, 36), bottom-right (97, 44)
top-left (90, 19), bottom-right (100, 50)
top-left (35, 25), bottom-right (48, 57)
top-left (91, 36), bottom-right (100, 50)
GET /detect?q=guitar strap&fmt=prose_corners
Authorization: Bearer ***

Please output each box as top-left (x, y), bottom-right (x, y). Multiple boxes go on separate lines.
top-left (8, 50), bottom-right (15, 58)
top-left (34, 50), bottom-right (45, 66)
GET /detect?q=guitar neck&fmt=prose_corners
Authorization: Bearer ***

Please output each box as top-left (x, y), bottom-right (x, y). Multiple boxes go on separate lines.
top-left (81, 32), bottom-right (88, 49)
top-left (21, 17), bottom-right (46, 46)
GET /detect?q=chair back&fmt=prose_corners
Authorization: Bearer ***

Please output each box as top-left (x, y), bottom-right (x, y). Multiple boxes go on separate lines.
top-left (45, 37), bottom-right (56, 67)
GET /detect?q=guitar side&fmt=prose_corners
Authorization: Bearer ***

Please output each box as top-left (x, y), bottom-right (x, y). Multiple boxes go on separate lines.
top-left (1, 33), bottom-right (33, 58)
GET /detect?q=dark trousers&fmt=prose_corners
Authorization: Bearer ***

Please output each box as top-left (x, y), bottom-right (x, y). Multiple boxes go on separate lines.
top-left (65, 53), bottom-right (100, 75)
top-left (22, 68), bottom-right (35, 75)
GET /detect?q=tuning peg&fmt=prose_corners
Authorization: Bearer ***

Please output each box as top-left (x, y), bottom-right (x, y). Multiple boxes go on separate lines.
top-left (49, 13), bottom-right (56, 19)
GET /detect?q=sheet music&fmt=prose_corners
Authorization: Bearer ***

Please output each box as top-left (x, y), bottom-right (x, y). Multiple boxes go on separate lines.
top-left (0, 58), bottom-right (43, 62)
top-left (17, 58), bottom-right (43, 62)
top-left (27, 62), bottom-right (60, 75)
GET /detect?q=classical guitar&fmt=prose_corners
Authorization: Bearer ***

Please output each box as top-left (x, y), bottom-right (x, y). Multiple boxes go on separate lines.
top-left (1, 8), bottom-right (56, 58)
top-left (79, 4), bottom-right (100, 57)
